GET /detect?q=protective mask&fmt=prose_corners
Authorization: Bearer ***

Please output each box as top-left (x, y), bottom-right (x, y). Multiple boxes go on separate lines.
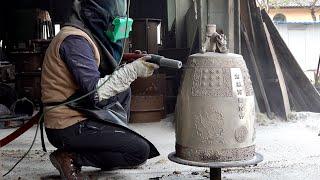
top-left (105, 17), bottom-right (133, 42)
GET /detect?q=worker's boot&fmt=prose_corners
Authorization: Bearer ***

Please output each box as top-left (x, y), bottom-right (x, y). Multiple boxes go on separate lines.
top-left (49, 150), bottom-right (82, 180)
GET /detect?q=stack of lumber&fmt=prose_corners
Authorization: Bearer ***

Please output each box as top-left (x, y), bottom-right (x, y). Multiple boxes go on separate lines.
top-left (240, 0), bottom-right (320, 120)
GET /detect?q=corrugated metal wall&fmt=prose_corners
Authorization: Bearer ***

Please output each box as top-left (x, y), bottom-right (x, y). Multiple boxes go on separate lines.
top-left (275, 23), bottom-right (320, 72)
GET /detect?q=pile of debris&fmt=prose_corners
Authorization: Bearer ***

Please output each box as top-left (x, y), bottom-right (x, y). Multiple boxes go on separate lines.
top-left (0, 83), bottom-right (34, 128)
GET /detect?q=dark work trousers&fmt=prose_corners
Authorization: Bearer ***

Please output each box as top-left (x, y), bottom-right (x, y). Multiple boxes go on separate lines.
top-left (45, 89), bottom-right (150, 169)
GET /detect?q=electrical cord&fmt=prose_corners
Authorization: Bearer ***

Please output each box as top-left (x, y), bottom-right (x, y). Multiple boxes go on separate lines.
top-left (3, 0), bottom-right (131, 176)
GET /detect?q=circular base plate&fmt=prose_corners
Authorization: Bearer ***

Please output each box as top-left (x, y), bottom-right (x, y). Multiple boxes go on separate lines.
top-left (168, 152), bottom-right (263, 168)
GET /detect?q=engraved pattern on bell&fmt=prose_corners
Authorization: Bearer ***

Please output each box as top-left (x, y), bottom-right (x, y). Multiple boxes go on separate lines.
top-left (176, 144), bottom-right (256, 162)
top-left (193, 106), bottom-right (225, 145)
top-left (235, 126), bottom-right (249, 143)
top-left (192, 68), bottom-right (232, 97)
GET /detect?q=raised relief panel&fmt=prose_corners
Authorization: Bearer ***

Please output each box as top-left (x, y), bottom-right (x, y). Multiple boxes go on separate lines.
top-left (235, 126), bottom-right (249, 143)
top-left (192, 106), bottom-right (225, 145)
top-left (192, 68), bottom-right (232, 97)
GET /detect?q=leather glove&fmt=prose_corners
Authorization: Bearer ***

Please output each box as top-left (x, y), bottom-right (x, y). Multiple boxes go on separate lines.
top-left (96, 56), bottom-right (159, 101)
top-left (129, 56), bottom-right (159, 78)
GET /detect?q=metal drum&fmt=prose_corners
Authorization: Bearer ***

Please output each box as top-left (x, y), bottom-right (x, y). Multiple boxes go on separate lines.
top-left (130, 74), bottom-right (166, 123)
top-left (175, 52), bottom-right (255, 162)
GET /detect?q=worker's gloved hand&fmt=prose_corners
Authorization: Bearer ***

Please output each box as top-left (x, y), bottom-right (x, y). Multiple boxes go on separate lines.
top-left (129, 56), bottom-right (159, 78)
top-left (96, 56), bottom-right (158, 101)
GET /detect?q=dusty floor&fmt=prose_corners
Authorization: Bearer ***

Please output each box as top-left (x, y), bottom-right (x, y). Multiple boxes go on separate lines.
top-left (1, 112), bottom-right (320, 180)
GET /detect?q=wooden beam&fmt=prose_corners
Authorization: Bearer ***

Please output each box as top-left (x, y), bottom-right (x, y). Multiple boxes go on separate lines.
top-left (240, 0), bottom-right (257, 48)
top-left (175, 0), bottom-right (192, 48)
top-left (263, 22), bottom-right (291, 119)
top-left (233, 0), bottom-right (241, 54)
top-left (197, 0), bottom-right (208, 48)
top-left (241, 24), bottom-right (274, 119)
top-left (207, 0), bottom-right (240, 53)
top-left (228, 0), bottom-right (235, 52)
top-left (244, 1), bottom-right (289, 119)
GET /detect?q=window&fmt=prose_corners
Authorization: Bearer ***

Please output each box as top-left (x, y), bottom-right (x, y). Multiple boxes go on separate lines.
top-left (273, 13), bottom-right (287, 22)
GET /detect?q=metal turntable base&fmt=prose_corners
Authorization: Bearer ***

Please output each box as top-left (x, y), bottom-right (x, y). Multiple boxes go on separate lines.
top-left (168, 152), bottom-right (263, 180)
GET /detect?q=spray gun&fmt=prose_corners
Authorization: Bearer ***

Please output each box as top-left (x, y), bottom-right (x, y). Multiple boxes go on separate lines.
top-left (122, 53), bottom-right (183, 69)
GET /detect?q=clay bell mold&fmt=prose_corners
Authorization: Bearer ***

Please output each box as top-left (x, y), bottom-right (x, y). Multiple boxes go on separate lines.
top-left (175, 52), bottom-right (256, 162)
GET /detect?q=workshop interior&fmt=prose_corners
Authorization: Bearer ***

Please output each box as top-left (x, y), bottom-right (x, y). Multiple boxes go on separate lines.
top-left (1, 0), bottom-right (320, 179)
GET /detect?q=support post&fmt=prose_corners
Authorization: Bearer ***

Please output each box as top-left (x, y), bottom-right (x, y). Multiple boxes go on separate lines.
top-left (210, 168), bottom-right (221, 180)
top-left (206, 0), bottom-right (240, 53)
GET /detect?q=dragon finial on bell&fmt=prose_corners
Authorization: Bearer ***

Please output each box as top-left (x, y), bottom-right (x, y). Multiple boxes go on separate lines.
top-left (201, 24), bottom-right (228, 54)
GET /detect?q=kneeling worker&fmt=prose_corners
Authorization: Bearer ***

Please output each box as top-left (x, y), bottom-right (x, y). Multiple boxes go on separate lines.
top-left (41, 0), bottom-right (160, 179)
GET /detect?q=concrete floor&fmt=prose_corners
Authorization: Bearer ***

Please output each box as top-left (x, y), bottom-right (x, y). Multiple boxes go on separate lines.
top-left (1, 112), bottom-right (320, 180)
